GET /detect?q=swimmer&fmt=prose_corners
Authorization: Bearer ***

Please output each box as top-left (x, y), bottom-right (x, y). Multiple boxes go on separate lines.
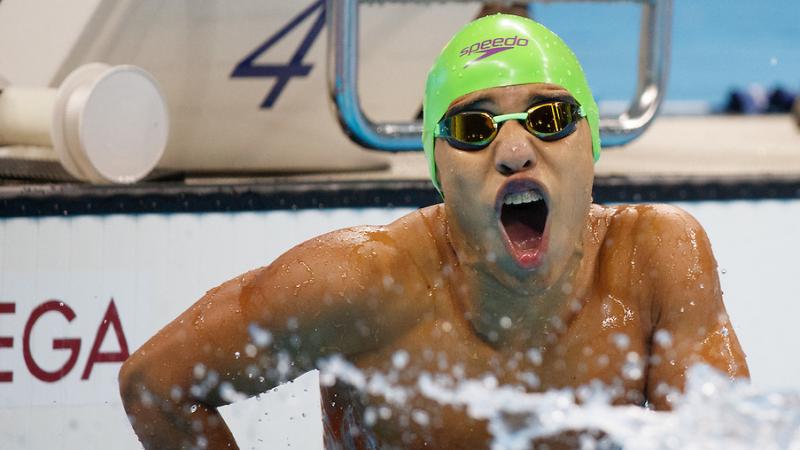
top-left (119, 14), bottom-right (749, 449)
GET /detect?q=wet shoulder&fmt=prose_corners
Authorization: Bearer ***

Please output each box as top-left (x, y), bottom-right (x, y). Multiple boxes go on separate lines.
top-left (262, 219), bottom-right (410, 291)
top-left (297, 204), bottom-right (446, 289)
top-left (604, 203), bottom-right (706, 246)
top-left (283, 205), bottom-right (445, 274)
top-left (602, 203), bottom-right (714, 277)
top-left (592, 204), bottom-right (712, 330)
top-left (384, 204), bottom-right (450, 271)
top-left (602, 202), bottom-right (697, 230)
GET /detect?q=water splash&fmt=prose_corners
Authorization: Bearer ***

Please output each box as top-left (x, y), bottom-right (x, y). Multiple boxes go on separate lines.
top-left (318, 356), bottom-right (800, 450)
top-left (248, 323), bottom-right (273, 348)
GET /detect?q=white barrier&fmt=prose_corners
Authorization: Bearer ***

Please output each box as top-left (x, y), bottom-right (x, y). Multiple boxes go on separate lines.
top-left (1, 201), bottom-right (798, 449)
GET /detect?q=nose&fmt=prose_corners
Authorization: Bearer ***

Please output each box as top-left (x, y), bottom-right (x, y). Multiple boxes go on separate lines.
top-left (493, 122), bottom-right (537, 176)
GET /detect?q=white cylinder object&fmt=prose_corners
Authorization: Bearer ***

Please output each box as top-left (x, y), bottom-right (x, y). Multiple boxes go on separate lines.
top-left (52, 63), bottom-right (170, 184)
top-left (0, 63), bottom-right (169, 184)
top-left (0, 85), bottom-right (57, 147)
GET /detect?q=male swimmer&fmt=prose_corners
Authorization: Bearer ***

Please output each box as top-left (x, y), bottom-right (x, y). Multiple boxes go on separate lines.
top-left (119, 14), bottom-right (748, 449)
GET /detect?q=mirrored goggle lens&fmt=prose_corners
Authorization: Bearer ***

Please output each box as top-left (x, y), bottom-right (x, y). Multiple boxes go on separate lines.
top-left (525, 101), bottom-right (580, 139)
top-left (447, 112), bottom-right (496, 146)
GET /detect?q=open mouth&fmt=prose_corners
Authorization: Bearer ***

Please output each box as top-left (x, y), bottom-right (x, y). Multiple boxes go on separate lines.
top-left (499, 186), bottom-right (549, 267)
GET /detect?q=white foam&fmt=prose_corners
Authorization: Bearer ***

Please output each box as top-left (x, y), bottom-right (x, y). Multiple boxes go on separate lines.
top-left (319, 355), bottom-right (800, 450)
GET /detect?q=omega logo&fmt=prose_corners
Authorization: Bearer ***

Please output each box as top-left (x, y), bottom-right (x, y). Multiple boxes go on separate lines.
top-left (0, 299), bottom-right (130, 383)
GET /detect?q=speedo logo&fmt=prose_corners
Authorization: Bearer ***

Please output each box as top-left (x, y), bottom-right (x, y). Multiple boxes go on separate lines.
top-left (459, 36), bottom-right (529, 67)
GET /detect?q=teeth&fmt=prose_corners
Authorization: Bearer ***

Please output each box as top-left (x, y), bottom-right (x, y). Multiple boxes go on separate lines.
top-left (503, 189), bottom-right (543, 205)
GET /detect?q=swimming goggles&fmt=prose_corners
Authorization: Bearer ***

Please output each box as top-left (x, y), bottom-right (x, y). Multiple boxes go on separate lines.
top-left (434, 100), bottom-right (585, 150)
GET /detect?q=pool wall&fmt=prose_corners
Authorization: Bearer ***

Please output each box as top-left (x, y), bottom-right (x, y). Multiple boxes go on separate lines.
top-left (0, 199), bottom-right (798, 449)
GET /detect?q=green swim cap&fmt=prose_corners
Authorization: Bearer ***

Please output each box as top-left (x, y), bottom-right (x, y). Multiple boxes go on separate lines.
top-left (422, 14), bottom-right (600, 192)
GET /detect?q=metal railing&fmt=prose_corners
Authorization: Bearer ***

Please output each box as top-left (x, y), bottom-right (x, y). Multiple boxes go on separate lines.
top-left (327, 0), bottom-right (672, 151)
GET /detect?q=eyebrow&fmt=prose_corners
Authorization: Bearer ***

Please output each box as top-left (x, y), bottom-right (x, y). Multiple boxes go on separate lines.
top-left (526, 93), bottom-right (576, 106)
top-left (446, 97), bottom-right (495, 117)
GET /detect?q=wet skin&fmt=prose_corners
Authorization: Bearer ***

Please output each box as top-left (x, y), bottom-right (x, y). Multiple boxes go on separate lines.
top-left (119, 84), bottom-right (749, 449)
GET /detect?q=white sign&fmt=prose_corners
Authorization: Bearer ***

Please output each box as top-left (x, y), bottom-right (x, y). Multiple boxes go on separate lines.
top-left (1, 200), bottom-right (800, 449)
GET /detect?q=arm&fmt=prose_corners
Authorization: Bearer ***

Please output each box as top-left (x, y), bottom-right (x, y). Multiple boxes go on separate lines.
top-left (640, 205), bottom-right (749, 410)
top-left (118, 226), bottom-right (428, 449)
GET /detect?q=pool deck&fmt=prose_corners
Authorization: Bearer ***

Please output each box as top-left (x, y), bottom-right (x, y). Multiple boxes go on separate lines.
top-left (194, 114), bottom-right (797, 184)
top-left (1, 115), bottom-right (799, 217)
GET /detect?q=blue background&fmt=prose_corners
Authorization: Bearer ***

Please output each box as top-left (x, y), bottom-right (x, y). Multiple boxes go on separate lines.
top-left (534, 0), bottom-right (800, 106)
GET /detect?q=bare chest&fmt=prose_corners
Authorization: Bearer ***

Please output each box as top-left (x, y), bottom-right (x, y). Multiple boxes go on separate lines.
top-left (323, 289), bottom-right (651, 449)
